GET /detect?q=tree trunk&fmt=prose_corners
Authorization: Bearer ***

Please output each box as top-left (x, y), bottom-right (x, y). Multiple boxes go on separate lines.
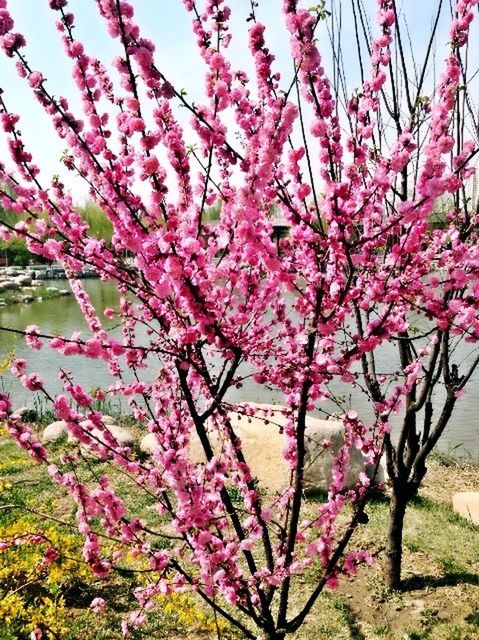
top-left (262, 632), bottom-right (286, 640)
top-left (385, 487), bottom-right (408, 589)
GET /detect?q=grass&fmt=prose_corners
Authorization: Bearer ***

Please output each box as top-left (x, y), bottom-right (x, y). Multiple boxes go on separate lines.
top-left (1, 427), bottom-right (478, 640)
top-left (0, 438), bottom-right (237, 640)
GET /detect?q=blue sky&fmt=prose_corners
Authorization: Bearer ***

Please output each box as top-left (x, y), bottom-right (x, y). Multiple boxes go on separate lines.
top-left (0, 1), bottom-right (465, 202)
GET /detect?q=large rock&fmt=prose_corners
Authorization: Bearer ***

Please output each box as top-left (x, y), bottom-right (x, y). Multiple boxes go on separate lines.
top-left (365, 454), bottom-right (388, 485)
top-left (141, 403), bottom-right (370, 494)
top-left (452, 492), bottom-right (479, 525)
top-left (140, 432), bottom-right (160, 455)
top-left (98, 415), bottom-right (117, 425)
top-left (43, 420), bottom-right (68, 442)
top-left (70, 422), bottom-right (135, 448)
top-left (43, 415), bottom-right (128, 447)
top-left (0, 281), bottom-right (20, 292)
top-left (14, 275), bottom-right (32, 287)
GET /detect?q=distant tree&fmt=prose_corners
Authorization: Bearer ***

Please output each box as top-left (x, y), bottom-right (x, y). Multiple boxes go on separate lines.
top-left (77, 201), bottom-right (114, 244)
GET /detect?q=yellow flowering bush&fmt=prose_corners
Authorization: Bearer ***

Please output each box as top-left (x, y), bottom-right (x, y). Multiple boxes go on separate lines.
top-left (0, 592), bottom-right (68, 640)
top-left (0, 434), bottom-right (238, 639)
top-left (0, 519), bottom-right (94, 640)
top-left (160, 593), bottom-right (233, 637)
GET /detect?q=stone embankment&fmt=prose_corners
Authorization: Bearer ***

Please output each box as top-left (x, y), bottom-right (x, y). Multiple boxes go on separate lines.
top-left (1, 264), bottom-right (97, 280)
top-left (0, 266), bottom-right (73, 306)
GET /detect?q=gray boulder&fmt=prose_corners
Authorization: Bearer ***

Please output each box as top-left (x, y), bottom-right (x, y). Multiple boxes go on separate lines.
top-left (15, 275), bottom-right (32, 287)
top-left (43, 420), bottom-right (68, 442)
top-left (70, 421), bottom-right (135, 448)
top-left (141, 403), bottom-right (372, 494)
top-left (0, 281), bottom-right (20, 292)
top-left (140, 432), bottom-right (160, 455)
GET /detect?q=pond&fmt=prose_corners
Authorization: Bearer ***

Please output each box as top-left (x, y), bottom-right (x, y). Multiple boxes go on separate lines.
top-left (0, 279), bottom-right (477, 459)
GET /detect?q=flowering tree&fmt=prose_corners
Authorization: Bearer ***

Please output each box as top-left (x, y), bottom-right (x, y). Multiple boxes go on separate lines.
top-left (0, 0), bottom-right (478, 638)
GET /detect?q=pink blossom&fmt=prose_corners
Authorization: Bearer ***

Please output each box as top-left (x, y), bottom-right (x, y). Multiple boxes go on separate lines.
top-left (0, 1), bottom-right (477, 636)
top-left (21, 372), bottom-right (44, 391)
top-left (25, 325), bottom-right (42, 350)
top-left (90, 597), bottom-right (106, 613)
top-left (11, 358), bottom-right (27, 377)
top-left (28, 71), bottom-right (43, 88)
top-left (42, 546), bottom-right (59, 564)
top-left (0, 9), bottom-right (13, 36)
top-left (0, 393), bottom-right (11, 419)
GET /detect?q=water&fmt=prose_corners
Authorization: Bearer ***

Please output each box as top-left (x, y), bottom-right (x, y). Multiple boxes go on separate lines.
top-left (0, 279), bottom-right (477, 459)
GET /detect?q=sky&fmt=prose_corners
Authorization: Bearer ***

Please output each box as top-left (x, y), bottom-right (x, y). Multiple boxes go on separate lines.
top-left (0, 1), bottom-right (471, 204)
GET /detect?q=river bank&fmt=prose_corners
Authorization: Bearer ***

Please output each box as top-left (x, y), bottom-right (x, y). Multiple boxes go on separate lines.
top-left (0, 283), bottom-right (70, 307)
top-left (0, 264), bottom-right (99, 281)
top-left (0, 266), bottom-right (75, 307)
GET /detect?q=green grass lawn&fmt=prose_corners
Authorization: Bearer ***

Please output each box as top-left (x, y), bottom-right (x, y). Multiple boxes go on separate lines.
top-left (1, 428), bottom-right (478, 640)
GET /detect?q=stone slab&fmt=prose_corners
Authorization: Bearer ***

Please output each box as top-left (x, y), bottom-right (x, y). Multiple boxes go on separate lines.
top-left (452, 492), bottom-right (479, 525)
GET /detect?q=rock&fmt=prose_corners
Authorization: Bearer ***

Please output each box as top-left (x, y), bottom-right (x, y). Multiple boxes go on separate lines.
top-left (14, 275), bottom-right (32, 287)
top-left (142, 403), bottom-right (370, 494)
top-left (140, 432), bottom-right (160, 455)
top-left (452, 492), bottom-right (479, 525)
top-left (43, 420), bottom-right (68, 442)
top-left (100, 415), bottom-right (117, 425)
top-left (5, 267), bottom-right (18, 277)
top-left (93, 424), bottom-right (135, 446)
top-left (0, 281), bottom-right (20, 291)
top-left (365, 454), bottom-right (388, 485)
top-left (46, 287), bottom-right (59, 294)
top-left (302, 417), bottom-right (367, 493)
top-left (21, 295), bottom-right (35, 303)
top-left (59, 289), bottom-right (71, 296)
top-left (12, 406), bottom-right (37, 422)
top-left (71, 422), bottom-right (135, 448)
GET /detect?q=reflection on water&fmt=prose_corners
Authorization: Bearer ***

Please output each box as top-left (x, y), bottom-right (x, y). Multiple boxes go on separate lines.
top-left (0, 279), bottom-right (477, 459)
